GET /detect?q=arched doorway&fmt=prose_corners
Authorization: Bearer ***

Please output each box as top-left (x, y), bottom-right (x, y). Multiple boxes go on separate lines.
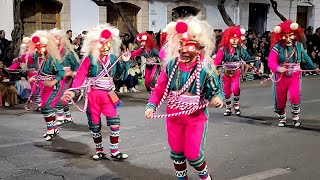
top-left (167, 1), bottom-right (206, 23)
top-left (21, 0), bottom-right (62, 36)
top-left (107, 2), bottom-right (140, 35)
top-left (172, 6), bottom-right (200, 21)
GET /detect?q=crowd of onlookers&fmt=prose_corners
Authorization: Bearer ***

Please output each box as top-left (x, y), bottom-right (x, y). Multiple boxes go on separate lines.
top-left (1, 25), bottom-right (320, 107)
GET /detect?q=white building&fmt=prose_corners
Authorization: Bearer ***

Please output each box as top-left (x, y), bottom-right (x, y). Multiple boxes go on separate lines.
top-left (0, 0), bottom-right (318, 40)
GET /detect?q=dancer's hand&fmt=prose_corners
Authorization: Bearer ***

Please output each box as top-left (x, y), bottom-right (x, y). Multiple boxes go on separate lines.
top-left (28, 77), bottom-right (36, 83)
top-left (145, 108), bottom-right (154, 119)
top-left (278, 67), bottom-right (287, 73)
top-left (315, 68), bottom-right (320, 72)
top-left (65, 71), bottom-right (73, 76)
top-left (61, 91), bottom-right (75, 101)
top-left (210, 96), bottom-right (223, 108)
top-left (44, 79), bottom-right (58, 87)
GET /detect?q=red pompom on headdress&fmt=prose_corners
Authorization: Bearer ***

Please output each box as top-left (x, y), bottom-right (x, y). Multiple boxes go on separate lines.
top-left (270, 20), bottom-right (303, 48)
top-left (218, 26), bottom-right (245, 49)
top-left (135, 32), bottom-right (159, 52)
top-left (32, 36), bottom-right (40, 44)
top-left (100, 29), bottom-right (111, 41)
top-left (175, 22), bottom-right (188, 34)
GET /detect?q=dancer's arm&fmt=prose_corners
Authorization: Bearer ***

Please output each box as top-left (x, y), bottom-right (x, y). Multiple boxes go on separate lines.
top-left (241, 47), bottom-right (256, 61)
top-left (300, 43), bottom-right (317, 70)
top-left (213, 48), bottom-right (224, 66)
top-left (71, 56), bottom-right (90, 89)
top-left (268, 47), bottom-right (283, 73)
top-left (130, 48), bottom-right (143, 58)
top-left (9, 60), bottom-right (20, 69)
top-left (204, 65), bottom-right (224, 102)
top-left (52, 58), bottom-right (65, 81)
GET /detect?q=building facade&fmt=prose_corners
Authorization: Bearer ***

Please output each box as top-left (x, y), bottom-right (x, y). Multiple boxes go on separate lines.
top-left (0, 0), bottom-right (318, 40)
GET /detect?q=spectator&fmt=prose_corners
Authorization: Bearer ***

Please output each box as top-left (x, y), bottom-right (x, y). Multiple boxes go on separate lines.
top-left (66, 30), bottom-right (73, 44)
top-left (3, 41), bottom-right (14, 67)
top-left (311, 27), bottom-right (320, 52)
top-left (126, 63), bottom-right (141, 93)
top-left (0, 30), bottom-right (9, 59)
top-left (0, 61), bottom-right (18, 106)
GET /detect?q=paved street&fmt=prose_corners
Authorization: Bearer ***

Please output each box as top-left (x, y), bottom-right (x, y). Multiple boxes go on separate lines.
top-left (1, 76), bottom-right (320, 180)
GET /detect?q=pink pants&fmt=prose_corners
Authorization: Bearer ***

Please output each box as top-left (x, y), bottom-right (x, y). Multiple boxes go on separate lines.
top-left (57, 77), bottom-right (72, 106)
top-left (222, 69), bottom-right (241, 99)
top-left (273, 73), bottom-right (301, 114)
top-left (86, 89), bottom-right (118, 126)
top-left (166, 108), bottom-right (208, 161)
top-left (40, 80), bottom-right (65, 111)
top-left (145, 65), bottom-right (160, 91)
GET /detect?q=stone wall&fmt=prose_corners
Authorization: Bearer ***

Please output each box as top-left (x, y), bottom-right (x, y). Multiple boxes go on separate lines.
top-left (58, 0), bottom-right (71, 31)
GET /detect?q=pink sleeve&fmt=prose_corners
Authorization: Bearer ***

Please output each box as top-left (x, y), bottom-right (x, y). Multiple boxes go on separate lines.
top-left (130, 48), bottom-right (143, 58)
top-left (268, 50), bottom-right (280, 73)
top-left (148, 69), bottom-right (168, 106)
top-left (159, 47), bottom-right (165, 61)
top-left (72, 56), bottom-right (90, 88)
top-left (9, 62), bottom-right (20, 70)
top-left (213, 49), bottom-right (224, 66)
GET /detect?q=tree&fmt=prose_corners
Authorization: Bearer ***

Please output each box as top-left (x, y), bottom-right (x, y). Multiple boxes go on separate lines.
top-left (92, 0), bottom-right (139, 38)
top-left (11, 0), bottom-right (22, 57)
top-left (217, 0), bottom-right (236, 26)
top-left (269, 0), bottom-right (287, 22)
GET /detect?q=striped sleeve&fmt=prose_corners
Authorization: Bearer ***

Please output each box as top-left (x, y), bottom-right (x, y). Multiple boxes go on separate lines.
top-left (204, 65), bottom-right (224, 101)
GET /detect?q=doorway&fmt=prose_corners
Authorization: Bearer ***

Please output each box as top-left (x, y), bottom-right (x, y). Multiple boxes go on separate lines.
top-left (297, 6), bottom-right (309, 28)
top-left (21, 0), bottom-right (62, 36)
top-left (107, 2), bottom-right (140, 35)
top-left (248, 3), bottom-right (269, 33)
top-left (172, 6), bottom-right (200, 21)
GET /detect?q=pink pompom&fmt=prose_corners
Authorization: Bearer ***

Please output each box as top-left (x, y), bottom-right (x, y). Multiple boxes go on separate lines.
top-left (176, 22), bottom-right (188, 34)
top-left (32, 36), bottom-right (40, 43)
top-left (101, 29), bottom-right (111, 40)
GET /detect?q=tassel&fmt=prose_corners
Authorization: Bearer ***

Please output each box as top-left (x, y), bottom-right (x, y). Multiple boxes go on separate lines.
top-left (108, 91), bottom-right (122, 108)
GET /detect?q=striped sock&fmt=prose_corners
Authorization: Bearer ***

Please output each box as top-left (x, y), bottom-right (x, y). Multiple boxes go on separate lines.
top-left (195, 161), bottom-right (210, 180)
top-left (174, 159), bottom-right (188, 180)
top-left (64, 106), bottom-right (72, 121)
top-left (56, 108), bottom-right (64, 120)
top-left (44, 114), bottom-right (56, 132)
top-left (91, 131), bottom-right (103, 152)
top-left (109, 126), bottom-right (120, 155)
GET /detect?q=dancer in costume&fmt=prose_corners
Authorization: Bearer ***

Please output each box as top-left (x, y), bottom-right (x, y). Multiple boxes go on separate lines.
top-left (28, 30), bottom-right (65, 141)
top-left (9, 37), bottom-right (42, 110)
top-left (268, 20), bottom-right (319, 127)
top-left (130, 32), bottom-right (160, 92)
top-left (50, 28), bottom-right (80, 126)
top-left (213, 26), bottom-right (260, 116)
top-left (61, 24), bottom-right (129, 160)
top-left (145, 17), bottom-right (224, 180)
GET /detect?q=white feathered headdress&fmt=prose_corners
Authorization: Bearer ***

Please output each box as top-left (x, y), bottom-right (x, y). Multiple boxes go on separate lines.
top-left (81, 23), bottom-right (122, 61)
top-left (28, 30), bottom-right (61, 61)
top-left (163, 16), bottom-right (215, 65)
top-left (49, 28), bottom-right (79, 62)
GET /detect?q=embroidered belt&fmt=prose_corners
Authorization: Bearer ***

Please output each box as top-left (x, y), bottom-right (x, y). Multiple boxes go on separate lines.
top-left (281, 63), bottom-right (300, 76)
top-left (167, 91), bottom-right (202, 111)
top-left (89, 77), bottom-right (115, 91)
